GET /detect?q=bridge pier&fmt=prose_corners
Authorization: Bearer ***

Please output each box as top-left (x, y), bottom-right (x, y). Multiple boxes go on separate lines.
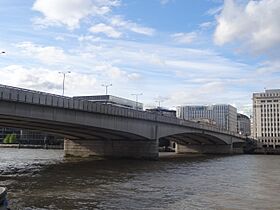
top-left (175, 143), bottom-right (243, 154)
top-left (64, 139), bottom-right (159, 160)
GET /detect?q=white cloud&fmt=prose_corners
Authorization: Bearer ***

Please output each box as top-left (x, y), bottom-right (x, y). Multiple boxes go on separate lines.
top-left (129, 25), bottom-right (155, 36)
top-left (55, 36), bottom-right (65, 41)
top-left (0, 65), bottom-right (97, 96)
top-left (78, 35), bottom-right (101, 42)
top-left (199, 21), bottom-right (215, 30)
top-left (95, 63), bottom-right (142, 81)
top-left (5, 37), bottom-right (262, 114)
top-left (32, 0), bottom-right (120, 29)
top-left (171, 32), bottom-right (197, 44)
top-left (127, 73), bottom-right (142, 80)
top-left (207, 5), bottom-right (223, 16)
top-left (89, 23), bottom-right (122, 38)
top-left (256, 61), bottom-right (280, 75)
top-left (80, 40), bottom-right (261, 113)
top-left (110, 16), bottom-right (155, 36)
top-left (15, 42), bottom-right (66, 64)
top-left (214, 0), bottom-right (280, 55)
top-left (168, 82), bottom-right (226, 106)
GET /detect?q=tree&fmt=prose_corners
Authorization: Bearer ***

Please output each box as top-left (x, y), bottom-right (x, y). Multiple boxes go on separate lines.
top-left (9, 133), bottom-right (16, 144)
top-left (3, 134), bottom-right (11, 144)
top-left (3, 134), bottom-right (16, 144)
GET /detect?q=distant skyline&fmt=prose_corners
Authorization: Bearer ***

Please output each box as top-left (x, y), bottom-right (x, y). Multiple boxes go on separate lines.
top-left (1, 0), bottom-right (280, 116)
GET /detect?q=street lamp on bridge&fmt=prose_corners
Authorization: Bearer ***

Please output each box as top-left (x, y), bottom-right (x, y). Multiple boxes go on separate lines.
top-left (102, 83), bottom-right (112, 95)
top-left (58, 71), bottom-right (71, 96)
top-left (131, 93), bottom-right (143, 110)
top-left (155, 97), bottom-right (166, 108)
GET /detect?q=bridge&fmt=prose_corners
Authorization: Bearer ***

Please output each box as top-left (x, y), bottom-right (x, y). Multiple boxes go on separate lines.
top-left (0, 84), bottom-right (246, 159)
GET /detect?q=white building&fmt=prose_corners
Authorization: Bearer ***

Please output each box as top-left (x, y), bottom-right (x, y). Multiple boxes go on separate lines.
top-left (177, 104), bottom-right (237, 132)
top-left (253, 89), bottom-right (280, 148)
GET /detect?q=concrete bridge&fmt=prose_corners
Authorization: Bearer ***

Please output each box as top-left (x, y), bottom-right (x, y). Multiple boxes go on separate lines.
top-left (0, 84), bottom-right (246, 159)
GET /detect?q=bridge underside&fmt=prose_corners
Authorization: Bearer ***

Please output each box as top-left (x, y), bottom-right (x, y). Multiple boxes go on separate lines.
top-left (0, 115), bottom-right (243, 159)
top-left (0, 115), bottom-right (149, 140)
top-left (0, 114), bottom-right (159, 159)
top-left (160, 133), bottom-right (244, 154)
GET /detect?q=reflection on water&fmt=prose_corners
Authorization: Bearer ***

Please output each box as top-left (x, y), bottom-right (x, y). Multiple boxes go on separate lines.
top-left (0, 148), bottom-right (280, 210)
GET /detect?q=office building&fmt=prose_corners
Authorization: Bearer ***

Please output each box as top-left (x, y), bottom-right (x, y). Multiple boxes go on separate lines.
top-left (73, 95), bottom-right (143, 110)
top-left (237, 113), bottom-right (251, 136)
top-left (253, 89), bottom-right (280, 148)
top-left (177, 104), bottom-right (237, 132)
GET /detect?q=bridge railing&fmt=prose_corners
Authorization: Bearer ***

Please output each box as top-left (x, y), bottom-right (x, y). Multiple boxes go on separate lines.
top-left (0, 84), bottom-right (244, 139)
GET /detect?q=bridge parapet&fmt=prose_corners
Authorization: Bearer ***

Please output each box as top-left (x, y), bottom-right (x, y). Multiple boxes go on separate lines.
top-left (0, 84), bottom-right (244, 140)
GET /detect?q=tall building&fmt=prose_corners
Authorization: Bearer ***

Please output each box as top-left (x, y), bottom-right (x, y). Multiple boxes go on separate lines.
top-left (253, 89), bottom-right (280, 148)
top-left (237, 113), bottom-right (251, 136)
top-left (177, 104), bottom-right (237, 132)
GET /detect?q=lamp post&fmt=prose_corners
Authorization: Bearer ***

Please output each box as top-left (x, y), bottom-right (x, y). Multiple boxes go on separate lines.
top-left (155, 98), bottom-right (165, 108)
top-left (102, 83), bottom-right (112, 95)
top-left (131, 93), bottom-right (143, 110)
top-left (58, 71), bottom-right (71, 96)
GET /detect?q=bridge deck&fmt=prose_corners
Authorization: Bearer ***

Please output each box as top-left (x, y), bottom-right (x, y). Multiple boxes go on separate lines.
top-left (0, 84), bottom-right (245, 139)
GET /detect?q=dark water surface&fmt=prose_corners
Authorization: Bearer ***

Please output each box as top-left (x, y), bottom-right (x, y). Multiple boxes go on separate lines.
top-left (0, 148), bottom-right (280, 210)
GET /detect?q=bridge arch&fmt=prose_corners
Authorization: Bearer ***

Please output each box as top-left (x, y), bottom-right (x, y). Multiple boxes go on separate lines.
top-left (159, 132), bottom-right (227, 146)
top-left (0, 115), bottom-right (150, 141)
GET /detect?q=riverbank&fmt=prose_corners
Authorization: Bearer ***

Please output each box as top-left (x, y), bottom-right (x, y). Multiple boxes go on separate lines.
top-left (0, 144), bottom-right (63, 149)
top-left (253, 147), bottom-right (280, 155)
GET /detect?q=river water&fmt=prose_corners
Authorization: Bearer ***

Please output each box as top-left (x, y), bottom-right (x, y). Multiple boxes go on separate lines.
top-left (0, 148), bottom-right (280, 210)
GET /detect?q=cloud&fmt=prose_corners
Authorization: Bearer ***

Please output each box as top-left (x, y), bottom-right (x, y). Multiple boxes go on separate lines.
top-left (89, 23), bottom-right (122, 38)
top-left (0, 65), bottom-right (97, 96)
top-left (32, 0), bottom-right (120, 29)
top-left (76, 39), bottom-right (259, 111)
top-left (199, 21), bottom-right (215, 30)
top-left (88, 17), bottom-right (155, 39)
top-left (32, 0), bottom-right (155, 38)
top-left (95, 63), bottom-right (142, 80)
top-left (256, 61), bottom-right (280, 75)
top-left (78, 35), bottom-right (101, 42)
top-left (168, 81), bottom-right (226, 106)
top-left (207, 5), bottom-right (223, 16)
top-left (5, 37), bottom-right (261, 114)
top-left (127, 73), bottom-right (142, 80)
top-left (171, 32), bottom-right (197, 44)
top-left (214, 0), bottom-right (280, 55)
top-left (15, 42), bottom-right (66, 64)
top-left (110, 16), bottom-right (155, 36)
